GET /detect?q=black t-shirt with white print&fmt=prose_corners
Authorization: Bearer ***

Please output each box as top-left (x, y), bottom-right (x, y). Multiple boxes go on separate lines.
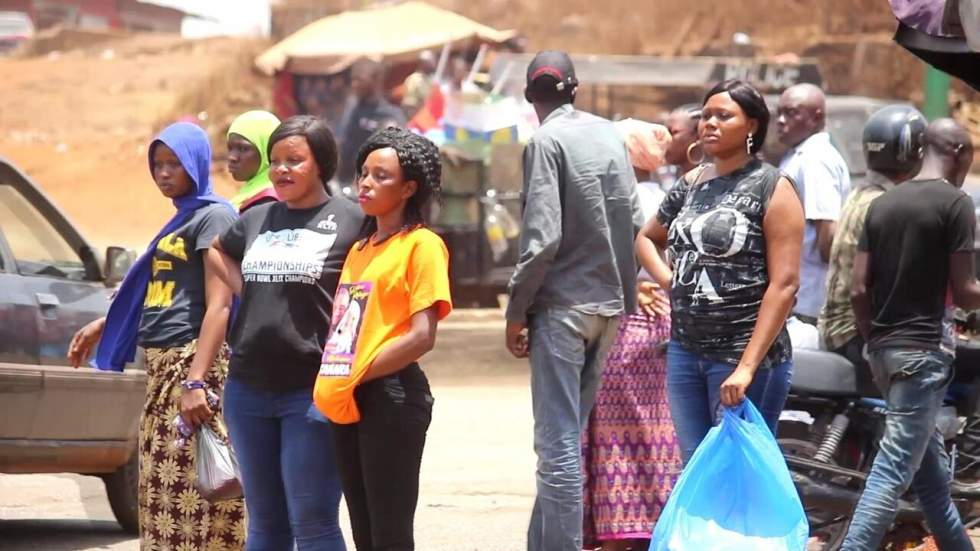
top-left (657, 159), bottom-right (794, 368)
top-left (219, 198), bottom-right (365, 392)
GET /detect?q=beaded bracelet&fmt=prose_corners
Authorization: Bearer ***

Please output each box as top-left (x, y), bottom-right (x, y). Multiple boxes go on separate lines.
top-left (180, 380), bottom-right (208, 391)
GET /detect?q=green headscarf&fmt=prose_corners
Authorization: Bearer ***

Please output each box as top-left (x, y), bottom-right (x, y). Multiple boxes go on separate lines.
top-left (227, 110), bottom-right (281, 210)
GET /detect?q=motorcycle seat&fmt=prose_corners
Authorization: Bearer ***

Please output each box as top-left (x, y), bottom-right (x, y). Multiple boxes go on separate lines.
top-left (791, 348), bottom-right (859, 397)
top-left (954, 336), bottom-right (980, 377)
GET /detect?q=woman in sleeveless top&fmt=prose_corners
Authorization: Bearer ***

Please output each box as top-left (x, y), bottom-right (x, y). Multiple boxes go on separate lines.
top-left (635, 80), bottom-right (805, 463)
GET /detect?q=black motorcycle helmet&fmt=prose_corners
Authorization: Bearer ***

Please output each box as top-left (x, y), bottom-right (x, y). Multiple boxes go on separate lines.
top-left (862, 105), bottom-right (927, 175)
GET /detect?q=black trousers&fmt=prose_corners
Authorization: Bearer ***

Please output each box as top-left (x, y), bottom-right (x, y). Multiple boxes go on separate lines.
top-left (333, 363), bottom-right (433, 551)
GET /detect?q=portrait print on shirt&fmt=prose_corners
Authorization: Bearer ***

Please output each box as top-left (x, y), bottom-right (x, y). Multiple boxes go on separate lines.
top-left (241, 228), bottom-right (337, 285)
top-left (320, 282), bottom-right (372, 377)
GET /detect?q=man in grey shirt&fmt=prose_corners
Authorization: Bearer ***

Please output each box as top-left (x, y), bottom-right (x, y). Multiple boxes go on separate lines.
top-left (505, 50), bottom-right (644, 551)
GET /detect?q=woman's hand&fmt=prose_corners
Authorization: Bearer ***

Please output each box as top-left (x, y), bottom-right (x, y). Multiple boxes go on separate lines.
top-left (638, 281), bottom-right (670, 317)
top-left (720, 365), bottom-right (755, 406)
top-left (179, 388), bottom-right (213, 427)
top-left (635, 217), bottom-right (674, 292)
top-left (68, 317), bottom-right (106, 368)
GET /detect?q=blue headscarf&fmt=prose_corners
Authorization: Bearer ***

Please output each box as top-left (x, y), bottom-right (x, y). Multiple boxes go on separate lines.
top-left (94, 122), bottom-right (236, 371)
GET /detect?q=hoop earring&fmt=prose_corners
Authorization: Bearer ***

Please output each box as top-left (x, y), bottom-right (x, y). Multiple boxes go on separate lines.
top-left (686, 142), bottom-right (705, 165)
top-left (746, 134), bottom-right (754, 156)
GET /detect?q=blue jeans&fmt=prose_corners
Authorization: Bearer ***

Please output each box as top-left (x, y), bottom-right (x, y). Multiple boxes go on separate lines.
top-left (842, 348), bottom-right (972, 551)
top-left (527, 307), bottom-right (620, 551)
top-left (223, 377), bottom-right (346, 551)
top-left (666, 341), bottom-right (792, 463)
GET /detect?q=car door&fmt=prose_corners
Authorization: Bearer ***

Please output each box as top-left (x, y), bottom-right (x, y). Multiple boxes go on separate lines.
top-left (0, 160), bottom-right (111, 366)
top-left (0, 228), bottom-right (39, 364)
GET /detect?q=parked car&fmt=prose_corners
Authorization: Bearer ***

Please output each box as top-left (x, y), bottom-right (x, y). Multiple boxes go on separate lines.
top-left (0, 11), bottom-right (33, 55)
top-left (0, 155), bottom-right (142, 533)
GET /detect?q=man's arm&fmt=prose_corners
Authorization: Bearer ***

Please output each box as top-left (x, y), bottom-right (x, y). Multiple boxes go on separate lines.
top-left (627, 164), bottom-right (644, 238)
top-left (800, 159), bottom-right (845, 263)
top-left (949, 253), bottom-right (980, 311)
top-left (948, 195), bottom-right (980, 310)
top-left (505, 139), bottom-right (562, 324)
top-left (850, 251), bottom-right (873, 340)
top-left (815, 220), bottom-right (837, 262)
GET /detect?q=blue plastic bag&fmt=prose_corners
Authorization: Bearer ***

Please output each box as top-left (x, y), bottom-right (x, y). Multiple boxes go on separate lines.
top-left (650, 399), bottom-right (808, 551)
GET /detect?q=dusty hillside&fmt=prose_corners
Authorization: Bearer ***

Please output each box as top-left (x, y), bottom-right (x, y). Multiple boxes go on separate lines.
top-left (0, 33), bottom-right (271, 250)
top-left (3, 1), bottom-right (978, 257)
top-left (431, 0), bottom-right (895, 55)
top-left (430, 0), bottom-right (977, 138)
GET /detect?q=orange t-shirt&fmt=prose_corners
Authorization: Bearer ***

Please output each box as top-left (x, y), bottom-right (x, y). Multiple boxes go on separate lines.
top-left (313, 227), bottom-right (452, 424)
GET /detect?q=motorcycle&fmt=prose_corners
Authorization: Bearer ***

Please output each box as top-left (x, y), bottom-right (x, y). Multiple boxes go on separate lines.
top-left (779, 315), bottom-right (980, 550)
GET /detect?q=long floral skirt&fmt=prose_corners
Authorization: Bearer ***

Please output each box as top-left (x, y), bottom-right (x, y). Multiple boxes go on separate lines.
top-left (582, 310), bottom-right (681, 547)
top-left (139, 340), bottom-right (246, 550)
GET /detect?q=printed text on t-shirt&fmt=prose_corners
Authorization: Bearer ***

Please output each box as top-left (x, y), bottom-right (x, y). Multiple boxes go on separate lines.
top-left (241, 228), bottom-right (337, 286)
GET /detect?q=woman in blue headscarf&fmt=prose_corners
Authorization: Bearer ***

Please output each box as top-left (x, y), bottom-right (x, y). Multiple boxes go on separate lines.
top-left (68, 122), bottom-right (245, 549)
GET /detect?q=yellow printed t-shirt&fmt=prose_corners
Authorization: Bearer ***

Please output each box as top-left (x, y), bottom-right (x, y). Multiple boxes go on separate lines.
top-left (313, 227), bottom-right (452, 423)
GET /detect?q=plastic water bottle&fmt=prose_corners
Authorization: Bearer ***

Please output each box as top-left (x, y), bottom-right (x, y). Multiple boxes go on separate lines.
top-left (484, 190), bottom-right (518, 261)
top-left (493, 202), bottom-right (520, 239)
top-left (485, 212), bottom-right (508, 261)
top-left (171, 389), bottom-right (220, 448)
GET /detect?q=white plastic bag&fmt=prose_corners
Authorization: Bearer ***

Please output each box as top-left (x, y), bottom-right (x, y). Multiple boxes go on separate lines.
top-left (195, 426), bottom-right (243, 502)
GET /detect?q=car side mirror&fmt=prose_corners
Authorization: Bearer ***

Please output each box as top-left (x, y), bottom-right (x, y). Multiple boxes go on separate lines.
top-left (104, 246), bottom-right (136, 286)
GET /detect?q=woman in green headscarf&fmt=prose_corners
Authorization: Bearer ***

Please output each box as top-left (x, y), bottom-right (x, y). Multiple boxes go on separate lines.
top-left (227, 110), bottom-right (281, 212)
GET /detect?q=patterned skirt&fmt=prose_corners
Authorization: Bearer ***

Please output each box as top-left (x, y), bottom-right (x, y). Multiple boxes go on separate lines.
top-left (582, 310), bottom-right (681, 546)
top-left (139, 340), bottom-right (246, 551)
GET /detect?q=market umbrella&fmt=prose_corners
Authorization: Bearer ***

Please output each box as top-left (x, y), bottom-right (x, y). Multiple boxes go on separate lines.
top-left (890, 0), bottom-right (980, 91)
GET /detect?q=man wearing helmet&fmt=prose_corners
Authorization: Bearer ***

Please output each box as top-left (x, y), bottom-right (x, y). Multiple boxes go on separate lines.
top-left (819, 106), bottom-right (925, 370)
top-left (844, 116), bottom-right (977, 550)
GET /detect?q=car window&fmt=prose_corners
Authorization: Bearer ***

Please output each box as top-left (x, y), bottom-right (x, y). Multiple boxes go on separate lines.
top-left (0, 184), bottom-right (87, 280)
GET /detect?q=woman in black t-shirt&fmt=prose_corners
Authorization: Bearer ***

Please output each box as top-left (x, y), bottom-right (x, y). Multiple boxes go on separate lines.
top-left (635, 80), bottom-right (805, 463)
top-left (209, 116), bottom-right (365, 549)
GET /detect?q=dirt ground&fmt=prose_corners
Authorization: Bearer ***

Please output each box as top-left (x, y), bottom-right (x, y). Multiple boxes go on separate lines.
top-left (2, 311), bottom-right (979, 550)
top-left (0, 33), bottom-right (270, 251)
top-left (0, 312), bottom-right (536, 550)
top-left (0, 377), bottom-right (536, 551)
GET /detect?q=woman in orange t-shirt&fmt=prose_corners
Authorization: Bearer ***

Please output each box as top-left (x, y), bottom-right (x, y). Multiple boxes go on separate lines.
top-left (313, 127), bottom-right (452, 550)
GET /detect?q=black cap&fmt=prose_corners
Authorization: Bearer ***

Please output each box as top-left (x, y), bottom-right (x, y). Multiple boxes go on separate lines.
top-left (526, 50), bottom-right (577, 92)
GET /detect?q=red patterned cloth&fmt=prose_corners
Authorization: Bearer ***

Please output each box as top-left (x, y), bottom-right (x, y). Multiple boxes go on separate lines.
top-left (582, 309), bottom-right (681, 547)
